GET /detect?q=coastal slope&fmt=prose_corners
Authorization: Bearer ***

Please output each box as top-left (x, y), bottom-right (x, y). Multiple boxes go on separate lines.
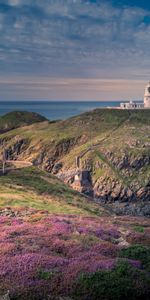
top-left (0, 111), bottom-right (47, 133)
top-left (0, 109), bottom-right (150, 299)
top-left (0, 109), bottom-right (149, 215)
top-left (0, 166), bottom-right (150, 300)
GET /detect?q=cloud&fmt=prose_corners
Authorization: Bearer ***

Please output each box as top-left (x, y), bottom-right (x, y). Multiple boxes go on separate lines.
top-left (0, 0), bottom-right (150, 100)
top-left (9, 0), bottom-right (21, 6)
top-left (0, 76), bottom-right (146, 101)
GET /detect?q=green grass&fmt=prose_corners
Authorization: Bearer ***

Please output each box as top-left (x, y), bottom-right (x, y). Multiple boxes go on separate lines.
top-left (0, 111), bottom-right (47, 133)
top-left (93, 167), bottom-right (105, 181)
top-left (38, 270), bottom-right (55, 280)
top-left (95, 150), bottom-right (133, 188)
top-left (133, 225), bottom-right (145, 233)
top-left (73, 261), bottom-right (150, 300)
top-left (0, 109), bottom-right (150, 198)
top-left (119, 245), bottom-right (150, 272)
top-left (0, 109), bottom-right (136, 142)
top-left (0, 166), bottom-right (108, 217)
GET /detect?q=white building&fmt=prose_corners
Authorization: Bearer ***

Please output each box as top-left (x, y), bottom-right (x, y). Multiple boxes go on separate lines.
top-left (120, 100), bottom-right (144, 109)
top-left (120, 82), bottom-right (150, 109)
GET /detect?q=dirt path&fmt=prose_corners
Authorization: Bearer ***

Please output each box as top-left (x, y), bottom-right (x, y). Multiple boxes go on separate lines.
top-left (0, 160), bottom-right (33, 174)
top-left (77, 114), bottom-right (132, 164)
top-left (6, 160), bottom-right (32, 168)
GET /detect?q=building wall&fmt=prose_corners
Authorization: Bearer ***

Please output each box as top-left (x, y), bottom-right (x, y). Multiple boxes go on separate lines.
top-left (144, 84), bottom-right (150, 108)
top-left (144, 97), bottom-right (150, 108)
top-left (120, 83), bottom-right (150, 109)
top-left (120, 102), bottom-right (144, 109)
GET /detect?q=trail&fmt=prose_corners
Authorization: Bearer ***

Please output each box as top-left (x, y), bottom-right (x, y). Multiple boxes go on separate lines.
top-left (0, 160), bottom-right (32, 174)
top-left (6, 160), bottom-right (32, 168)
top-left (77, 114), bottom-right (132, 167)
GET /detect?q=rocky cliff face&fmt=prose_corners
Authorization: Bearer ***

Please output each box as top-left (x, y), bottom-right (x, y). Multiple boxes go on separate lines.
top-left (0, 109), bottom-right (149, 216)
top-left (93, 152), bottom-right (150, 201)
top-left (1, 134), bottom-right (149, 206)
top-left (33, 136), bottom-right (83, 172)
top-left (54, 150), bottom-right (150, 216)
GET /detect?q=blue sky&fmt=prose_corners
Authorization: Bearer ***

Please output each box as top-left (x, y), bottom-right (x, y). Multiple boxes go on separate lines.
top-left (0, 0), bottom-right (150, 100)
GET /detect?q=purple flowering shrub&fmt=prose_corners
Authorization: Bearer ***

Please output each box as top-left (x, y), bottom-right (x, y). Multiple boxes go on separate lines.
top-left (0, 213), bottom-right (150, 299)
top-left (126, 231), bottom-right (150, 246)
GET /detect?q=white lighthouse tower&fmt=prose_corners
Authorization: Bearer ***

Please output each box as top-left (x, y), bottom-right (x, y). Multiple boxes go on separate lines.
top-left (144, 82), bottom-right (150, 108)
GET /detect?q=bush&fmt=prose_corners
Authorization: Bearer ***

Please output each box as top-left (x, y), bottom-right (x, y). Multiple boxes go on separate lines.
top-left (73, 261), bottom-right (150, 300)
top-left (119, 245), bottom-right (150, 271)
top-left (133, 226), bottom-right (144, 233)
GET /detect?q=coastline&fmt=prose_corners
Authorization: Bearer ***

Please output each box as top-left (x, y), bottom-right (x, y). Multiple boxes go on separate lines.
top-left (0, 100), bottom-right (146, 120)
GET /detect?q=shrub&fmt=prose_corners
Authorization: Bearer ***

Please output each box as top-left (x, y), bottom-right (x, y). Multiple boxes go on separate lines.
top-left (134, 226), bottom-right (144, 233)
top-left (73, 261), bottom-right (150, 300)
top-left (119, 245), bottom-right (150, 272)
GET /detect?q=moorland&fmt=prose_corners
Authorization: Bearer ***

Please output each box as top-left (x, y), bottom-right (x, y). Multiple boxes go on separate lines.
top-left (0, 109), bottom-right (150, 299)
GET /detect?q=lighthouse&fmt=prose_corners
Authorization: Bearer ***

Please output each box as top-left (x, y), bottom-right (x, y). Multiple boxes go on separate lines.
top-left (144, 82), bottom-right (150, 108)
top-left (120, 82), bottom-right (150, 109)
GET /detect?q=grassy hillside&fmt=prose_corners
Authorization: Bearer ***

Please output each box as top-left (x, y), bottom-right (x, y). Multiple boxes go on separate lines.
top-left (0, 166), bottom-right (107, 217)
top-left (0, 109), bottom-right (149, 205)
top-left (0, 168), bottom-right (150, 300)
top-left (0, 109), bottom-right (150, 300)
top-left (1, 108), bottom-right (149, 154)
top-left (0, 111), bottom-right (47, 133)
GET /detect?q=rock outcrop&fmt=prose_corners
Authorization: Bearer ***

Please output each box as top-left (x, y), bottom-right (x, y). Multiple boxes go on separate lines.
top-left (0, 291), bottom-right (10, 300)
top-left (0, 109), bottom-right (149, 216)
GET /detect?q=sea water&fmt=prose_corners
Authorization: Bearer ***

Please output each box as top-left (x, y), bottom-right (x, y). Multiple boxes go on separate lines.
top-left (0, 101), bottom-right (121, 120)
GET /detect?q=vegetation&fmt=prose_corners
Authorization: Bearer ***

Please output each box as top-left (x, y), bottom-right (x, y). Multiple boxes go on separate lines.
top-left (73, 261), bottom-right (150, 300)
top-left (133, 225), bottom-right (145, 233)
top-left (0, 166), bottom-right (107, 216)
top-left (119, 245), bottom-right (150, 272)
top-left (0, 109), bottom-right (150, 299)
top-left (0, 111), bottom-right (47, 133)
top-left (0, 213), bottom-right (150, 300)
top-left (0, 108), bottom-right (149, 196)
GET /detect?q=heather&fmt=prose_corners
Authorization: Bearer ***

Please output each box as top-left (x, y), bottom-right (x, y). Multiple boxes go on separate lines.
top-left (0, 212), bottom-right (150, 299)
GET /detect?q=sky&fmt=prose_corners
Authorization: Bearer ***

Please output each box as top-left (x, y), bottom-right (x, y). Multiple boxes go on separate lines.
top-left (0, 0), bottom-right (150, 101)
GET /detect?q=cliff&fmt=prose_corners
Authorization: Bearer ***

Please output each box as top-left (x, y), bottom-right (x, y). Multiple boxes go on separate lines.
top-left (0, 110), bottom-right (150, 300)
top-left (0, 109), bottom-right (149, 215)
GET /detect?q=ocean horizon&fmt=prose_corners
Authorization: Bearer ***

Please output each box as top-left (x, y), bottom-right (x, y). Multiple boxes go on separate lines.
top-left (0, 100), bottom-right (124, 120)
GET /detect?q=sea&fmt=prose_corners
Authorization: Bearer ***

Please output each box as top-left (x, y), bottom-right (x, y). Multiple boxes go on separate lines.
top-left (0, 101), bottom-right (121, 120)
